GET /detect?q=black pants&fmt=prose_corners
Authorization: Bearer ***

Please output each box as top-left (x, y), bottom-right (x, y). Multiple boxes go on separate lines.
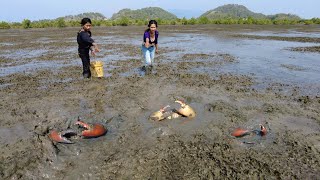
top-left (79, 53), bottom-right (91, 78)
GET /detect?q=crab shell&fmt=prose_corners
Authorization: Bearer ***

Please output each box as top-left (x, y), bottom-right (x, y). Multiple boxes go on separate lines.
top-left (175, 100), bottom-right (196, 118)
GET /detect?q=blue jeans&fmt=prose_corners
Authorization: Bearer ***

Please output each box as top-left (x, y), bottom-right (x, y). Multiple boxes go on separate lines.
top-left (141, 45), bottom-right (155, 66)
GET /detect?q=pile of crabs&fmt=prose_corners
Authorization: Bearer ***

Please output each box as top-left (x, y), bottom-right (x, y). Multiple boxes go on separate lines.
top-left (149, 99), bottom-right (268, 144)
top-left (49, 99), bottom-right (268, 144)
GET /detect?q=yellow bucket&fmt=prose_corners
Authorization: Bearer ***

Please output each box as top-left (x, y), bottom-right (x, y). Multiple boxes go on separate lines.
top-left (90, 61), bottom-right (104, 77)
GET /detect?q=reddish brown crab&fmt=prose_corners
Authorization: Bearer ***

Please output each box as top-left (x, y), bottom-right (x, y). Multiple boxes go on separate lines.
top-left (231, 124), bottom-right (268, 137)
top-left (75, 119), bottom-right (107, 138)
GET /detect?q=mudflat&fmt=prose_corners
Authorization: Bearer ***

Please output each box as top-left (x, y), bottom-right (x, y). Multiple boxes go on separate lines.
top-left (0, 25), bottom-right (319, 179)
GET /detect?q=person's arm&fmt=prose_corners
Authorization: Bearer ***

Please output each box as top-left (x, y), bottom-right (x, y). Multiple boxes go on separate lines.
top-left (155, 44), bottom-right (158, 54)
top-left (79, 31), bottom-right (99, 56)
top-left (80, 31), bottom-right (94, 45)
top-left (145, 38), bottom-right (151, 48)
top-left (90, 43), bottom-right (100, 57)
top-left (92, 43), bottom-right (100, 52)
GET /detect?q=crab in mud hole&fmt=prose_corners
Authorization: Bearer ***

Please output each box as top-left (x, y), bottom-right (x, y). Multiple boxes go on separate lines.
top-left (231, 124), bottom-right (268, 138)
top-left (75, 118), bottom-right (107, 138)
top-left (174, 100), bottom-right (196, 118)
top-left (48, 129), bottom-right (77, 144)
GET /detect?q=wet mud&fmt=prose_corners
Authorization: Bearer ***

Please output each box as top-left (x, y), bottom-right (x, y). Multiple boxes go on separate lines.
top-left (290, 46), bottom-right (320, 53)
top-left (231, 34), bottom-right (320, 43)
top-left (0, 25), bottom-right (320, 179)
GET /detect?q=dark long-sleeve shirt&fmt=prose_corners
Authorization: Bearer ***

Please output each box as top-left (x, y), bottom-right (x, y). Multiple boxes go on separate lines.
top-left (77, 30), bottom-right (94, 54)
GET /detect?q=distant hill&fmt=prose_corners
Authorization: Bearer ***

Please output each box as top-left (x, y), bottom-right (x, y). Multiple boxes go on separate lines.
top-left (55, 5), bottom-right (301, 22)
top-left (111, 7), bottom-right (177, 20)
top-left (60, 12), bottom-right (107, 21)
top-left (200, 4), bottom-right (267, 19)
top-left (268, 13), bottom-right (301, 20)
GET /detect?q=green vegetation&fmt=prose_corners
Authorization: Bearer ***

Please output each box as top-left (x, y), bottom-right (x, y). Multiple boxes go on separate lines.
top-left (111, 7), bottom-right (177, 20)
top-left (0, 5), bottom-right (319, 29)
top-left (0, 21), bottom-right (11, 29)
top-left (22, 19), bottom-right (31, 29)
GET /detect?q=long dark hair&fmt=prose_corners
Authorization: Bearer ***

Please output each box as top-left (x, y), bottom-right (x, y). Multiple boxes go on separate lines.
top-left (145, 20), bottom-right (158, 32)
top-left (80, 18), bottom-right (92, 26)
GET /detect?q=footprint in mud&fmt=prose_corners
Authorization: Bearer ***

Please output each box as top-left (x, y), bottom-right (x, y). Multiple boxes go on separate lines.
top-left (139, 65), bottom-right (154, 76)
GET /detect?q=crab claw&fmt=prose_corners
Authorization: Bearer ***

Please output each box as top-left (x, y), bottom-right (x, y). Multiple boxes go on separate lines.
top-left (75, 120), bottom-right (107, 138)
top-left (160, 105), bottom-right (170, 113)
top-left (174, 100), bottom-right (196, 118)
top-left (48, 129), bottom-right (76, 144)
top-left (231, 128), bottom-right (251, 137)
top-left (149, 105), bottom-right (172, 121)
top-left (259, 124), bottom-right (267, 136)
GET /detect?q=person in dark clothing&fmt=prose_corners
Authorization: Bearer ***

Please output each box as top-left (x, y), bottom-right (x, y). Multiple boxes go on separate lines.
top-left (77, 18), bottom-right (99, 78)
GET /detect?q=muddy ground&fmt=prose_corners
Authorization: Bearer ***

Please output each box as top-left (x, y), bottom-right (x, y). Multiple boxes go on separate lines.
top-left (0, 25), bottom-right (320, 179)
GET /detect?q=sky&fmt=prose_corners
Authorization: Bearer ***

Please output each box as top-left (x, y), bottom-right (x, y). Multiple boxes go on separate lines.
top-left (1, 0), bottom-right (318, 22)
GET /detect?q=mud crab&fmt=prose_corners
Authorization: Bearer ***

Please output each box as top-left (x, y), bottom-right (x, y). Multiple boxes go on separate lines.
top-left (48, 129), bottom-right (77, 144)
top-left (149, 100), bottom-right (196, 121)
top-left (231, 124), bottom-right (268, 137)
top-left (75, 119), bottom-right (107, 138)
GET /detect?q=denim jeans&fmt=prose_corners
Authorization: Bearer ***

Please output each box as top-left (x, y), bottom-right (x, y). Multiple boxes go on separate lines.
top-left (141, 45), bottom-right (155, 66)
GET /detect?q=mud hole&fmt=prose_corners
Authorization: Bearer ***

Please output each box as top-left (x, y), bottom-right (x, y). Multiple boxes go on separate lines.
top-left (0, 25), bottom-right (320, 179)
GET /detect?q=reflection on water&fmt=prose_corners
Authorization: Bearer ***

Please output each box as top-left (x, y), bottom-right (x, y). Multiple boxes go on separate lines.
top-left (161, 33), bottom-right (320, 95)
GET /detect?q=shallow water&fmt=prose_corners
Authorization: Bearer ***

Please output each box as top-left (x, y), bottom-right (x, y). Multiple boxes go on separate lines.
top-left (1, 27), bottom-right (319, 95)
top-left (160, 33), bottom-right (320, 95)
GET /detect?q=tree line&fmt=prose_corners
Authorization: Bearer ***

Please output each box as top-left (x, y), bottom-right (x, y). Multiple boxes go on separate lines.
top-left (1, 17), bottom-right (320, 29)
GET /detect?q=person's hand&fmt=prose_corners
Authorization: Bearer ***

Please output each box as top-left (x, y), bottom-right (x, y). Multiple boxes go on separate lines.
top-left (94, 47), bottom-right (100, 53)
top-left (92, 43), bottom-right (100, 52)
top-left (91, 50), bottom-right (96, 57)
top-left (155, 49), bottom-right (159, 54)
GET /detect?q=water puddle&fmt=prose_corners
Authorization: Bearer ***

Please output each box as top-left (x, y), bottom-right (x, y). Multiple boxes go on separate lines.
top-left (160, 33), bottom-right (320, 95)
